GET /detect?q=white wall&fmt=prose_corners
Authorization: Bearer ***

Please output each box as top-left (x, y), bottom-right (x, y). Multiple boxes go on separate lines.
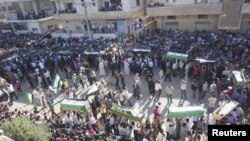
top-left (39, 0), bottom-right (55, 15)
top-left (121, 0), bottom-right (131, 11)
top-left (27, 21), bottom-right (42, 33)
top-left (148, 0), bottom-right (220, 5)
top-left (56, 20), bottom-right (84, 33)
top-left (40, 19), bottom-right (57, 32)
top-left (148, 0), bottom-right (195, 5)
top-left (23, 1), bottom-right (33, 12)
top-left (75, 0), bottom-right (98, 14)
top-left (58, 0), bottom-right (74, 10)
top-left (122, 0), bottom-right (143, 11)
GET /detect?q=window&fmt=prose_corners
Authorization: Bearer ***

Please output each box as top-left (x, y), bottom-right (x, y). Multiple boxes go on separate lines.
top-left (93, 3), bottom-right (95, 6)
top-left (76, 26), bottom-right (81, 30)
top-left (136, 0), bottom-right (140, 6)
top-left (167, 16), bottom-right (176, 19)
top-left (198, 15), bottom-right (208, 19)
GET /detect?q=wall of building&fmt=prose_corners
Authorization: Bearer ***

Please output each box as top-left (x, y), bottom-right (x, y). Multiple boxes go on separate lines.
top-left (58, 0), bottom-right (74, 11)
top-left (22, 1), bottom-right (33, 12)
top-left (57, 20), bottom-right (84, 33)
top-left (148, 0), bottom-right (220, 5)
top-left (156, 15), bottom-right (219, 31)
top-left (27, 21), bottom-right (42, 33)
top-left (122, 0), bottom-right (144, 11)
top-left (39, 0), bottom-right (55, 15)
top-left (40, 19), bottom-right (57, 32)
top-left (75, 0), bottom-right (98, 14)
top-left (241, 14), bottom-right (250, 30)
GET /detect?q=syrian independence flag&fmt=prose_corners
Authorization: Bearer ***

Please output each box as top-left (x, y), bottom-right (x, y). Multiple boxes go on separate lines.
top-left (25, 93), bottom-right (33, 104)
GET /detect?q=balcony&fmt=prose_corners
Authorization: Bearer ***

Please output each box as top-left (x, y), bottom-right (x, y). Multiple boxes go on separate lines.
top-left (99, 3), bottom-right (122, 12)
top-left (54, 8), bottom-right (144, 20)
top-left (147, 3), bottom-right (222, 16)
top-left (57, 8), bottom-right (77, 14)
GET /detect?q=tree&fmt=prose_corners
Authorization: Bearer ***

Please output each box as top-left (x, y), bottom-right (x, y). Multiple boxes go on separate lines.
top-left (2, 117), bottom-right (51, 141)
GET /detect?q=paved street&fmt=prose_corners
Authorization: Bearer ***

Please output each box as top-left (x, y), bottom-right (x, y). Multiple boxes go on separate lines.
top-left (10, 67), bottom-right (209, 119)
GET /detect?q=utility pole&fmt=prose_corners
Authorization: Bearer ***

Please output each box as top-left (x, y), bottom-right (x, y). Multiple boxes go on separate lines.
top-left (74, 0), bottom-right (94, 39)
top-left (83, 3), bottom-right (91, 39)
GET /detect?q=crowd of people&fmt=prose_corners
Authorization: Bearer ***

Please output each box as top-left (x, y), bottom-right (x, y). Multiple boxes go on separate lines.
top-left (0, 29), bottom-right (249, 141)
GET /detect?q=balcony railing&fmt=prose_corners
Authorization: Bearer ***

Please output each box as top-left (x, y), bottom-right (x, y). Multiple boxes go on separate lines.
top-left (148, 0), bottom-right (221, 7)
top-left (92, 26), bottom-right (117, 34)
top-left (54, 8), bottom-right (144, 20)
top-left (18, 11), bottom-right (49, 20)
top-left (99, 4), bottom-right (122, 12)
top-left (57, 8), bottom-right (77, 14)
top-left (147, 3), bottom-right (222, 16)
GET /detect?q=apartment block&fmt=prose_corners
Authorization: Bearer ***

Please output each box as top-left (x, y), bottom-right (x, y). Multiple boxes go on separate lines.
top-left (147, 0), bottom-right (250, 31)
top-left (0, 0), bottom-right (249, 37)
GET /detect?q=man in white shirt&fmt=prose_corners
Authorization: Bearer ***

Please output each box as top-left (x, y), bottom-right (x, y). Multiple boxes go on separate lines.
top-left (119, 91), bottom-right (126, 106)
top-left (155, 81), bottom-right (162, 101)
top-left (122, 88), bottom-right (132, 106)
top-left (0, 130), bottom-right (14, 141)
top-left (44, 70), bottom-right (51, 85)
top-left (64, 113), bottom-right (73, 126)
top-left (8, 84), bottom-right (18, 104)
top-left (180, 79), bottom-right (187, 100)
top-left (208, 113), bottom-right (216, 125)
top-left (156, 130), bottom-right (164, 141)
top-left (185, 118), bottom-right (193, 137)
top-left (157, 102), bottom-right (163, 117)
top-left (88, 115), bottom-right (96, 128)
top-left (148, 60), bottom-right (153, 74)
top-left (208, 95), bottom-right (217, 113)
top-left (39, 61), bottom-right (45, 69)
top-left (202, 82), bottom-right (208, 100)
top-left (210, 81), bottom-right (217, 95)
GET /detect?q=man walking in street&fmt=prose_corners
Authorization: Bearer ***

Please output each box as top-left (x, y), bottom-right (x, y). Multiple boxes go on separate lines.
top-left (210, 81), bottom-right (217, 95)
top-left (165, 84), bottom-right (174, 104)
top-left (208, 94), bottom-right (217, 113)
top-left (47, 94), bottom-right (55, 117)
top-left (7, 84), bottom-right (18, 105)
top-left (155, 80), bottom-right (162, 101)
top-left (180, 79), bottom-right (187, 100)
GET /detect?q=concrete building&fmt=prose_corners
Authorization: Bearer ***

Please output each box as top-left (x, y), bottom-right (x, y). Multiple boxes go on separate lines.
top-left (51, 0), bottom-right (146, 38)
top-left (0, 0), bottom-right (56, 33)
top-left (0, 0), bottom-right (249, 36)
top-left (147, 0), bottom-right (250, 31)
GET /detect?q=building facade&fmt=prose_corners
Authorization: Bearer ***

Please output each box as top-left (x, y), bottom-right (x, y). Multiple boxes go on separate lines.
top-left (0, 0), bottom-right (249, 36)
top-left (51, 0), bottom-right (145, 38)
top-left (147, 0), bottom-right (250, 31)
top-left (0, 0), bottom-right (57, 33)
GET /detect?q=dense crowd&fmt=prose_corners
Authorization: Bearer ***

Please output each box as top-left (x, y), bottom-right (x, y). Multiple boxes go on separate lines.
top-left (0, 29), bottom-right (249, 141)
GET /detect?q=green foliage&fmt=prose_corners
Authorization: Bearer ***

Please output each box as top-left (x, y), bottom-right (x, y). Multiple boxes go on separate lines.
top-left (2, 117), bottom-right (51, 141)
